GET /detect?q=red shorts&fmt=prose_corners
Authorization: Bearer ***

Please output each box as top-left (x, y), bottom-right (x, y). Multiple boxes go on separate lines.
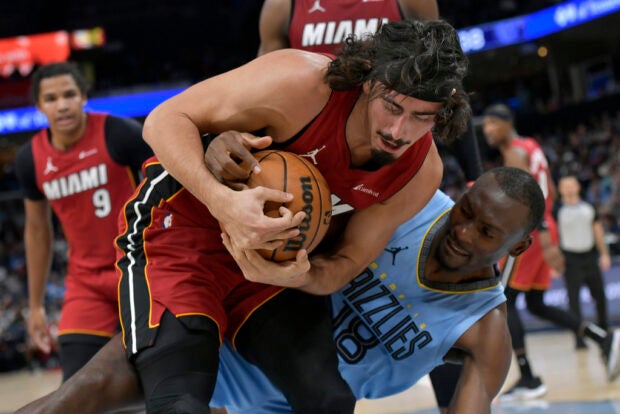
top-left (58, 267), bottom-right (119, 338)
top-left (501, 218), bottom-right (559, 291)
top-left (116, 183), bottom-right (283, 355)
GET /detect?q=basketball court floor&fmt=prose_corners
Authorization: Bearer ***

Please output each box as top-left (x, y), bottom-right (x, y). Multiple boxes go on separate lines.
top-left (1, 331), bottom-right (619, 413)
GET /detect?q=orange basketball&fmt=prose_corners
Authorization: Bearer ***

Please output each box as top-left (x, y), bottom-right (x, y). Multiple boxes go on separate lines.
top-left (247, 150), bottom-right (332, 262)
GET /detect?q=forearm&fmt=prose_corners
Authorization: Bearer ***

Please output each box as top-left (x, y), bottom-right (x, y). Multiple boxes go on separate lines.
top-left (448, 307), bottom-right (511, 414)
top-left (300, 252), bottom-right (365, 295)
top-left (538, 228), bottom-right (553, 249)
top-left (24, 223), bottom-right (53, 308)
top-left (142, 105), bottom-right (228, 209)
top-left (446, 358), bottom-right (488, 414)
top-left (593, 222), bottom-right (609, 256)
top-left (299, 153), bottom-right (441, 295)
top-left (300, 220), bottom-right (394, 295)
top-left (448, 392), bottom-right (490, 414)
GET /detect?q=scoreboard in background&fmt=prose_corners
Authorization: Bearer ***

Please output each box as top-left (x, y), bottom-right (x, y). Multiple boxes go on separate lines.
top-left (458, 0), bottom-right (620, 54)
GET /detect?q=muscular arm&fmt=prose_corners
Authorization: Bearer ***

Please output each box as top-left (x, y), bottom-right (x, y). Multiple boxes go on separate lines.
top-left (142, 50), bottom-right (331, 246)
top-left (447, 304), bottom-right (512, 414)
top-left (398, 0), bottom-right (439, 20)
top-left (258, 0), bottom-right (291, 55)
top-left (23, 199), bottom-right (54, 352)
top-left (301, 145), bottom-right (443, 294)
top-left (15, 334), bottom-right (143, 414)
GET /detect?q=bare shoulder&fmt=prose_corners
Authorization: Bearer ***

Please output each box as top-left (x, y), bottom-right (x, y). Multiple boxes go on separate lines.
top-left (247, 50), bottom-right (333, 139)
top-left (455, 303), bottom-right (509, 351)
top-left (503, 145), bottom-right (530, 170)
top-left (257, 49), bottom-right (331, 90)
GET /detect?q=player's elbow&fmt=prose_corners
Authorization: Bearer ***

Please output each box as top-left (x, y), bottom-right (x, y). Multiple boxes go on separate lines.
top-left (142, 105), bottom-right (166, 147)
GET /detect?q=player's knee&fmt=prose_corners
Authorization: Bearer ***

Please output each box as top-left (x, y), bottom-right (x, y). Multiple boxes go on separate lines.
top-left (135, 316), bottom-right (220, 413)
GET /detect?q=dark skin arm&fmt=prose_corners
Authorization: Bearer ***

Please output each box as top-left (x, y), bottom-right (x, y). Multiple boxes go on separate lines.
top-left (445, 304), bottom-right (512, 413)
top-left (14, 332), bottom-right (230, 414)
top-left (15, 335), bottom-right (142, 414)
top-left (258, 0), bottom-right (291, 55)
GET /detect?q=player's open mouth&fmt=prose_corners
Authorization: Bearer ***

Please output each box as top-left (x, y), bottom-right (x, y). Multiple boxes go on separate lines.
top-left (446, 236), bottom-right (469, 257)
top-left (56, 115), bottom-right (74, 125)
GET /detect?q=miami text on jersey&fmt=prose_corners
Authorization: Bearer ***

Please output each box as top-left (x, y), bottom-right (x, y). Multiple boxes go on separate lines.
top-left (301, 17), bottom-right (389, 48)
top-left (42, 163), bottom-right (108, 200)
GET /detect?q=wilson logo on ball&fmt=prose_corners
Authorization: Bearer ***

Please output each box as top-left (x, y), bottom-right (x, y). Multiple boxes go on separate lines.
top-left (283, 176), bottom-right (314, 253)
top-left (247, 150), bottom-right (332, 261)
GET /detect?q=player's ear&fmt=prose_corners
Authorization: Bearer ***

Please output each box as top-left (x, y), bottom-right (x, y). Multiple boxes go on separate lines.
top-left (508, 235), bottom-right (533, 257)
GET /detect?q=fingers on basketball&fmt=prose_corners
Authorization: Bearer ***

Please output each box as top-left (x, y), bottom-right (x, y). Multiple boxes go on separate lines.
top-left (247, 150), bottom-right (332, 262)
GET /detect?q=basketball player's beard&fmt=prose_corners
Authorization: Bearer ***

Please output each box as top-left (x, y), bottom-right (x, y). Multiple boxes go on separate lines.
top-left (361, 148), bottom-right (396, 171)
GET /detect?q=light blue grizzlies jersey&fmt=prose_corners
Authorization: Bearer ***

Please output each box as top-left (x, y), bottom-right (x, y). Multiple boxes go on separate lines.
top-left (211, 190), bottom-right (506, 413)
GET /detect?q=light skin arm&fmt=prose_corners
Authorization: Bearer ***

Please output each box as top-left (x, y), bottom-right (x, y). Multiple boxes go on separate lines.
top-left (593, 219), bottom-right (611, 271)
top-left (398, 0), bottom-right (439, 20)
top-left (302, 144), bottom-right (442, 294)
top-left (222, 145), bottom-right (443, 294)
top-left (23, 198), bottom-right (54, 354)
top-left (142, 50), bottom-right (331, 250)
top-left (446, 304), bottom-right (512, 414)
top-left (258, 0), bottom-right (291, 56)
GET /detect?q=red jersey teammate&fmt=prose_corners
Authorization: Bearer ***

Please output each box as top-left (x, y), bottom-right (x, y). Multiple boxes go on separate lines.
top-left (258, 0), bottom-right (438, 55)
top-left (482, 103), bottom-right (620, 401)
top-left (115, 20), bottom-right (470, 414)
top-left (15, 62), bottom-right (153, 381)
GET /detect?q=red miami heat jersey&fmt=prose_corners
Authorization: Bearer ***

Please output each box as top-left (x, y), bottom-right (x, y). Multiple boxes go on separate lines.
top-left (30, 113), bottom-right (137, 275)
top-left (115, 89), bottom-right (432, 353)
top-left (289, 0), bottom-right (404, 53)
top-left (509, 137), bottom-right (554, 216)
top-left (281, 88), bottom-right (432, 216)
top-left (144, 88), bottom-right (432, 226)
top-left (501, 137), bottom-right (558, 291)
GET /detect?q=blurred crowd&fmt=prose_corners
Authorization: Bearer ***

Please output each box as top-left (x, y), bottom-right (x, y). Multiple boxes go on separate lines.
top-left (0, 198), bottom-right (64, 372)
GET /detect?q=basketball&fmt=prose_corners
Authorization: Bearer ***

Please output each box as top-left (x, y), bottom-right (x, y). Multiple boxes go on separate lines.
top-left (247, 150), bottom-right (332, 262)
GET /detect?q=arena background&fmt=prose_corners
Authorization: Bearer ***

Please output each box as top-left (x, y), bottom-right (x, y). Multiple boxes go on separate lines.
top-left (0, 0), bottom-right (620, 412)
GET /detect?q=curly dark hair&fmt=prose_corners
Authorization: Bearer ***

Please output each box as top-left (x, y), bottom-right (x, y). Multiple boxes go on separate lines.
top-left (30, 62), bottom-right (89, 103)
top-left (325, 20), bottom-right (471, 143)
